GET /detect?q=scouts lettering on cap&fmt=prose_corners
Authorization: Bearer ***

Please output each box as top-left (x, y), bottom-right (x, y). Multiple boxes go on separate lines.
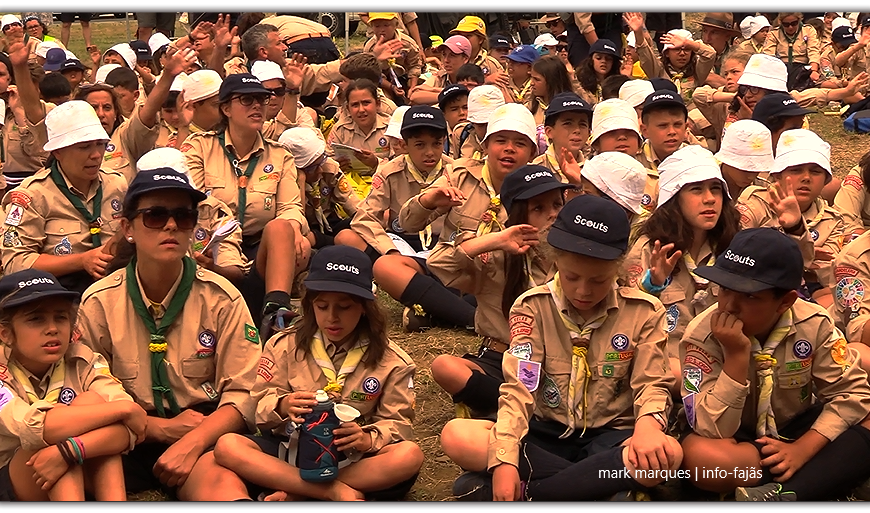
top-left (413, 112), bottom-right (434, 119)
top-left (18, 276), bottom-right (55, 288)
top-left (499, 164), bottom-right (573, 213)
top-left (0, 269), bottom-right (80, 309)
top-left (153, 174), bottom-right (188, 184)
top-left (574, 214), bottom-right (609, 233)
top-left (723, 249), bottom-right (755, 267)
top-left (548, 195), bottom-right (630, 260)
top-left (304, 246), bottom-right (375, 300)
top-left (524, 170), bottom-right (553, 182)
top-left (325, 262), bottom-right (360, 275)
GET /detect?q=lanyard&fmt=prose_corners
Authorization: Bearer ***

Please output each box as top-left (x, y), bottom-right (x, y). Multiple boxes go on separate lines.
top-left (49, 161), bottom-right (103, 247)
top-left (218, 131), bottom-right (261, 228)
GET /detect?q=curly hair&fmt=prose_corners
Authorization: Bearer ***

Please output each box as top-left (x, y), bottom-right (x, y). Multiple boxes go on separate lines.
top-left (575, 53), bottom-right (622, 96)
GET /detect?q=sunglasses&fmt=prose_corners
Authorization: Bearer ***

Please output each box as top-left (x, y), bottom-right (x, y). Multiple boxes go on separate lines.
top-left (265, 86), bottom-right (286, 97)
top-left (556, 45), bottom-right (568, 52)
top-left (233, 94), bottom-right (270, 106)
top-left (545, 20), bottom-right (561, 28)
top-left (134, 207), bottom-right (198, 230)
top-left (781, 20), bottom-right (800, 28)
top-left (2, 22), bottom-right (22, 32)
top-left (737, 85), bottom-right (762, 96)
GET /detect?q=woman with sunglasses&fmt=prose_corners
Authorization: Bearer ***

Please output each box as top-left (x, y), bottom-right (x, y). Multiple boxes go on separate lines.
top-left (183, 73), bottom-right (309, 334)
top-left (761, 13), bottom-right (822, 90)
top-left (0, 16), bottom-right (40, 59)
top-left (75, 166), bottom-right (261, 501)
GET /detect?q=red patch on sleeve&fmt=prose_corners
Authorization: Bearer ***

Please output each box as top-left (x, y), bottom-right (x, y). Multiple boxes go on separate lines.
top-left (479, 251), bottom-right (491, 264)
top-left (257, 367), bottom-right (273, 382)
top-left (8, 191), bottom-right (31, 209)
top-left (371, 175), bottom-right (384, 189)
top-left (179, 143), bottom-right (194, 152)
top-left (259, 357), bottom-right (274, 370)
top-left (685, 355), bottom-right (712, 373)
top-left (71, 328), bottom-right (82, 344)
top-left (844, 174), bottom-right (864, 190)
top-left (511, 324), bottom-right (533, 338)
top-left (510, 315), bottom-right (534, 327)
top-left (835, 265), bottom-right (860, 279)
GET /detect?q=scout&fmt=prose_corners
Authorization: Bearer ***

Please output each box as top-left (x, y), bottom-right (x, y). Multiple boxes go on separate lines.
top-left (749, 93), bottom-right (814, 156)
top-left (75, 167), bottom-right (261, 501)
top-left (833, 149), bottom-right (870, 239)
top-left (438, 84), bottom-right (469, 157)
top-left (636, 90), bottom-right (691, 212)
top-left (587, 98), bottom-right (643, 161)
top-left (762, 13), bottom-right (822, 90)
top-left (715, 119), bottom-right (774, 200)
top-left (450, 85), bottom-right (504, 161)
top-left (678, 228), bottom-right (870, 501)
top-left (831, 228), bottom-right (870, 375)
top-left (440, 195), bottom-right (680, 501)
top-left (503, 45), bottom-right (538, 105)
top-left (449, 16), bottom-right (504, 80)
top-left (0, 269), bottom-right (146, 501)
top-left (178, 69), bottom-right (223, 138)
top-left (398, 103), bottom-right (538, 330)
top-left (737, 129), bottom-right (843, 304)
top-left (155, 73), bottom-right (187, 149)
top-left (252, 58), bottom-right (321, 141)
top-left (530, 92), bottom-right (592, 184)
top-left (363, 13), bottom-right (423, 94)
top-left (575, 39), bottom-right (623, 105)
top-left (326, 79), bottom-right (393, 177)
top-left (0, 101), bottom-right (128, 294)
top-left (210, 246), bottom-right (422, 501)
top-left (428, 165), bottom-right (571, 419)
top-left (182, 73), bottom-right (310, 330)
top-left (409, 35), bottom-right (472, 106)
top-left (737, 16), bottom-right (771, 54)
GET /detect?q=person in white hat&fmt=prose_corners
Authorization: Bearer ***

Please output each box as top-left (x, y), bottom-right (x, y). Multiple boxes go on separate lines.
top-left (715, 119), bottom-right (774, 200)
top-left (451, 84), bottom-right (505, 160)
top-left (251, 56), bottom-right (318, 142)
top-left (629, 144), bottom-right (739, 382)
top-left (148, 32), bottom-right (172, 75)
top-left (589, 99), bottom-right (644, 160)
top-left (0, 100), bottom-right (128, 292)
top-left (737, 128), bottom-right (841, 302)
top-left (533, 33), bottom-right (559, 57)
top-left (34, 39), bottom-right (64, 66)
top-left (581, 152), bottom-right (649, 241)
top-left (101, 43), bottom-right (137, 70)
top-left (736, 16), bottom-right (771, 54)
top-left (178, 69), bottom-right (224, 137)
top-left (618, 80), bottom-right (655, 118)
top-left (384, 105), bottom-right (411, 158)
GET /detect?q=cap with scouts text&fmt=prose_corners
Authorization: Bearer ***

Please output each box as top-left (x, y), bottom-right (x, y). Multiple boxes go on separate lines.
top-left (43, 48), bottom-right (67, 72)
top-left (832, 26), bottom-right (859, 47)
top-left (548, 195), bottom-right (630, 260)
top-left (589, 39), bottom-right (619, 58)
top-left (642, 89), bottom-right (687, 117)
top-left (649, 78), bottom-right (678, 95)
top-left (658, 145), bottom-right (730, 206)
top-left (304, 246), bottom-right (375, 300)
top-left (218, 73), bottom-right (270, 103)
top-left (61, 59), bottom-right (87, 72)
top-left (506, 45), bottom-right (539, 64)
top-left (129, 40), bottom-right (152, 61)
top-left (545, 92), bottom-right (592, 122)
top-left (0, 269), bottom-right (80, 309)
top-left (694, 228), bottom-right (803, 293)
top-left (751, 93), bottom-right (813, 126)
top-left (438, 84), bottom-right (470, 111)
top-left (489, 34), bottom-right (512, 49)
top-left (401, 106), bottom-right (447, 138)
top-left (500, 165), bottom-right (573, 213)
top-left (124, 168), bottom-right (207, 210)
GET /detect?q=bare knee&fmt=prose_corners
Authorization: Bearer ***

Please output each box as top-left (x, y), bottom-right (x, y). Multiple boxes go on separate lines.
top-left (334, 229), bottom-right (366, 250)
top-left (263, 218), bottom-right (295, 242)
top-left (431, 354), bottom-right (472, 394)
top-left (70, 391), bottom-right (106, 406)
top-left (213, 433), bottom-right (255, 468)
top-left (390, 441), bottom-right (424, 472)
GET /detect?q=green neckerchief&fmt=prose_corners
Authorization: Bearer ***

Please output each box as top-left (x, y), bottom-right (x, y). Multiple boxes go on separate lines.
top-left (782, 24), bottom-right (803, 67)
top-left (126, 256), bottom-right (196, 418)
top-left (49, 160), bottom-right (103, 246)
top-left (217, 130), bottom-right (261, 228)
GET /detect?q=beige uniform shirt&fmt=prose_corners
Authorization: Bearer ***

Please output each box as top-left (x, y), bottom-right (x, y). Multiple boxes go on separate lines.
top-left (449, 121), bottom-right (483, 161)
top-left (635, 31), bottom-right (716, 107)
top-left (833, 166), bottom-right (870, 239)
top-left (762, 26), bottom-right (821, 66)
top-left (364, 31), bottom-right (423, 81)
top-left (183, 130), bottom-right (308, 238)
top-left (0, 344), bottom-right (137, 467)
top-left (3, 119), bottom-right (48, 178)
top-left (738, 39), bottom-right (765, 55)
top-left (487, 284), bottom-right (674, 470)
top-left (255, 329), bottom-right (416, 453)
top-left (737, 186), bottom-right (843, 288)
top-left (304, 158), bottom-right (360, 232)
top-left (325, 111), bottom-right (392, 172)
top-left (690, 85), bottom-right (729, 144)
top-left (680, 300), bottom-right (870, 441)
top-left (102, 109), bottom-right (161, 183)
top-left (634, 141), bottom-right (666, 213)
top-left (830, 230), bottom-right (870, 342)
top-left (473, 49), bottom-right (505, 77)
top-left (193, 195), bottom-right (246, 270)
top-left (351, 155), bottom-right (452, 255)
top-left (820, 44), bottom-right (858, 84)
top-left (261, 107), bottom-right (322, 142)
top-left (531, 145), bottom-right (582, 184)
top-left (335, 90), bottom-right (397, 128)
top-left (76, 265), bottom-right (261, 427)
top-left (0, 167), bottom-right (127, 274)
top-left (156, 120), bottom-right (179, 149)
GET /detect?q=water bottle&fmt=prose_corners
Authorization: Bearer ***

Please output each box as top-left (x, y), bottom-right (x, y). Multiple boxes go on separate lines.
top-left (297, 390), bottom-right (342, 482)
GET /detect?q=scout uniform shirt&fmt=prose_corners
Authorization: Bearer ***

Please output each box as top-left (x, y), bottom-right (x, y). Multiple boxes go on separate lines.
top-left (183, 130), bottom-right (308, 239)
top-left (737, 38), bottom-right (765, 55)
top-left (325, 111), bottom-right (392, 176)
top-left (101, 109), bottom-right (161, 183)
top-left (763, 25), bottom-right (822, 66)
top-left (820, 43), bottom-right (860, 85)
top-left (3, 112), bottom-right (52, 182)
top-left (0, 343), bottom-right (138, 468)
top-left (262, 106), bottom-right (323, 142)
top-left (690, 85), bottom-right (729, 145)
top-left (633, 140), bottom-right (668, 213)
top-left (156, 119), bottom-right (179, 149)
top-left (76, 264), bottom-right (261, 426)
top-left (829, 230), bottom-right (870, 343)
top-left (334, 90), bottom-right (397, 128)
top-left (487, 283), bottom-right (674, 470)
top-left (832, 165), bottom-right (870, 239)
top-left (254, 328), bottom-right (416, 454)
top-left (626, 235), bottom-right (719, 358)
top-left (192, 195), bottom-right (246, 271)
top-left (532, 145), bottom-right (583, 185)
top-left (635, 31), bottom-right (716, 108)
top-left (363, 31), bottom-right (423, 84)
top-left (737, 185), bottom-right (843, 288)
top-left (304, 158), bottom-right (360, 234)
top-left (473, 49), bottom-right (505, 78)
top-left (679, 300), bottom-right (870, 440)
top-left (0, 167), bottom-right (127, 275)
top-left (507, 77), bottom-right (534, 105)
top-left (449, 121), bottom-right (483, 161)
top-left (351, 154), bottom-right (452, 256)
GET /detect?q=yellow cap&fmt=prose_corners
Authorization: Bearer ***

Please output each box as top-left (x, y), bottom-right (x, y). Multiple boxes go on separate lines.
top-left (368, 13), bottom-right (399, 22)
top-left (451, 15), bottom-right (486, 37)
top-left (430, 35), bottom-right (444, 48)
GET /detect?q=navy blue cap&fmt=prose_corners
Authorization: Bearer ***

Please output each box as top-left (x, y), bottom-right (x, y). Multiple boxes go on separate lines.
top-left (218, 73), bottom-right (270, 103)
top-left (545, 92), bottom-right (592, 122)
top-left (124, 168), bottom-right (207, 209)
top-left (506, 45), bottom-right (539, 64)
top-left (694, 228), bottom-right (803, 293)
top-left (500, 165), bottom-right (573, 213)
top-left (60, 58), bottom-right (86, 72)
top-left (129, 39), bottom-right (152, 60)
top-left (832, 26), bottom-right (858, 47)
top-left (438, 83), bottom-right (469, 111)
top-left (751, 92), bottom-right (813, 125)
top-left (547, 195), bottom-right (630, 260)
top-left (43, 48), bottom-right (66, 72)
top-left (304, 246), bottom-right (375, 300)
top-left (649, 77), bottom-right (679, 95)
top-left (489, 34), bottom-right (512, 49)
top-left (0, 270), bottom-right (80, 309)
top-left (401, 106), bottom-right (447, 138)
top-left (642, 89), bottom-right (687, 117)
top-left (589, 38), bottom-right (620, 58)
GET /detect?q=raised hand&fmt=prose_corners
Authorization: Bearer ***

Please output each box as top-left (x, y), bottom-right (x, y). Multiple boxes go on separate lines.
top-left (623, 13), bottom-right (645, 33)
top-left (649, 240), bottom-right (682, 287)
top-left (768, 181), bottom-right (803, 231)
top-left (371, 36), bottom-right (404, 63)
top-left (497, 224), bottom-right (540, 254)
top-left (282, 53), bottom-right (309, 91)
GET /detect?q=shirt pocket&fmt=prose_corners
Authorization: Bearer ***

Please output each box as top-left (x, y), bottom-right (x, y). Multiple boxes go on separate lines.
top-left (591, 361), bottom-right (633, 418)
top-left (44, 219), bottom-right (82, 253)
top-left (181, 357), bottom-right (214, 380)
top-left (252, 174), bottom-right (279, 196)
top-left (776, 368), bottom-right (812, 389)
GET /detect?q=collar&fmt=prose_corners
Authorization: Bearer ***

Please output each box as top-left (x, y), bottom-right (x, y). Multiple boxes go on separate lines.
top-left (56, 162), bottom-right (101, 201)
top-left (224, 128), bottom-right (265, 161)
top-left (352, 112), bottom-right (390, 139)
top-left (136, 263), bottom-right (185, 321)
top-left (559, 283), bottom-right (620, 326)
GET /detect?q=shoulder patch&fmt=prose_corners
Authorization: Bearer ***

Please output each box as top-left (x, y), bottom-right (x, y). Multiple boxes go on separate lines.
top-left (835, 265), bottom-right (860, 280)
top-left (844, 174), bottom-right (864, 190)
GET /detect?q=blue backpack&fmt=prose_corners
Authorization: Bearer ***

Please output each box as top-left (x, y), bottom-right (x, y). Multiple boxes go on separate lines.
top-left (844, 110), bottom-right (870, 134)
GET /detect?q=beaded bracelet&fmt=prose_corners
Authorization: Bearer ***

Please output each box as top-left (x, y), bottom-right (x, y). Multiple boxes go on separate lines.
top-left (73, 437), bottom-right (86, 461)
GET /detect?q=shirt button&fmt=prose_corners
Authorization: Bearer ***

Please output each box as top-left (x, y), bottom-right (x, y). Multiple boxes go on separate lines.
top-left (498, 449), bottom-right (505, 454)
top-left (197, 271), bottom-right (204, 277)
top-left (60, 228), bottom-right (64, 233)
top-left (115, 276), bottom-right (121, 281)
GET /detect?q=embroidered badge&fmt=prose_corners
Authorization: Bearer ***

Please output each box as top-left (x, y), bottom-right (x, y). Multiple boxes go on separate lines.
top-left (809, 229), bottom-right (819, 242)
top-left (378, 137), bottom-right (388, 147)
top-left (685, 354), bottom-right (712, 373)
top-left (844, 175), bottom-right (864, 190)
top-left (542, 375), bottom-right (560, 408)
top-left (602, 363), bottom-right (614, 377)
top-left (8, 191), bottom-right (32, 209)
top-left (321, 187), bottom-right (331, 197)
top-left (198, 330), bottom-right (216, 348)
top-left (0, 386), bottom-right (12, 413)
top-left (835, 266), bottom-right (860, 279)
top-left (54, 236), bottom-right (72, 256)
top-left (835, 277), bottom-right (865, 309)
top-left (604, 351), bottom-right (634, 361)
top-left (106, 143), bottom-right (116, 152)
top-left (257, 367), bottom-right (274, 381)
top-left (611, 334), bottom-right (629, 351)
top-left (785, 359), bottom-right (812, 372)
top-left (2, 227), bottom-right (21, 248)
top-left (831, 338), bottom-right (850, 367)
top-left (641, 194), bottom-right (652, 206)
top-left (683, 367), bottom-right (702, 394)
top-left (59, 387), bottom-right (76, 405)
top-left (363, 376), bottom-right (381, 395)
top-left (196, 348), bottom-right (214, 358)
top-left (371, 175), bottom-right (384, 189)
top-left (111, 198), bottom-right (122, 212)
top-left (259, 357), bottom-right (275, 370)
top-left (263, 164), bottom-right (274, 173)
top-left (338, 177), bottom-right (350, 193)
top-left (244, 324), bottom-right (259, 344)
top-left (179, 143), bottom-right (193, 152)
top-left (793, 339), bottom-right (812, 360)
top-left (201, 381), bottom-right (219, 400)
top-left (508, 342), bottom-right (532, 360)
top-left (391, 217), bottom-right (405, 233)
top-left (666, 304), bottom-right (679, 333)
top-left (4, 204), bottom-right (24, 227)
top-left (518, 360), bottom-right (541, 391)
top-left (264, 197), bottom-right (273, 211)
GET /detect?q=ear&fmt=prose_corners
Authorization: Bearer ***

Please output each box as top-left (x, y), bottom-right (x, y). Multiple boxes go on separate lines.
top-left (775, 290), bottom-right (799, 315)
top-left (0, 324), bottom-right (14, 348)
top-left (120, 217), bottom-right (134, 240)
top-left (544, 125), bottom-right (554, 142)
top-left (133, 90), bottom-right (140, 102)
top-left (640, 122), bottom-right (648, 139)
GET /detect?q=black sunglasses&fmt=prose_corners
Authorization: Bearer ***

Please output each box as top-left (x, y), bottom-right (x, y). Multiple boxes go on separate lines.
top-left (134, 207), bottom-right (198, 230)
top-left (2, 22), bottom-right (22, 32)
top-left (781, 20), bottom-right (800, 28)
top-left (545, 20), bottom-right (561, 28)
top-left (233, 94), bottom-right (270, 106)
top-left (265, 86), bottom-right (286, 97)
top-left (556, 45), bottom-right (568, 52)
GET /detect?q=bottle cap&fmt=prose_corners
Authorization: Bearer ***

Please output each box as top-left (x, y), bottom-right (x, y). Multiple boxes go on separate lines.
top-left (315, 390), bottom-right (329, 402)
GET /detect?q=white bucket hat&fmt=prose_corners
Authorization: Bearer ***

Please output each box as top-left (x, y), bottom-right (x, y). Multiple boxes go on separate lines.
top-left (36, 40), bottom-right (62, 59)
top-left (137, 147), bottom-right (195, 186)
top-left (483, 103), bottom-right (537, 146)
top-left (663, 29), bottom-right (693, 51)
top-left (251, 60), bottom-right (284, 83)
top-left (626, 31), bottom-right (637, 48)
top-left (0, 99), bottom-right (5, 126)
top-left (170, 72), bottom-right (188, 93)
top-left (748, 16), bottom-right (771, 37)
top-left (64, 50), bottom-right (77, 60)
top-left (771, 129), bottom-right (832, 181)
top-left (739, 16), bottom-right (754, 39)
top-left (715, 120), bottom-right (774, 173)
top-left (590, 99), bottom-right (642, 145)
top-left (0, 15), bottom-right (21, 32)
top-left (183, 69), bottom-right (222, 103)
top-left (738, 54), bottom-right (788, 92)
top-left (467, 85), bottom-right (506, 124)
top-left (94, 64), bottom-right (121, 84)
top-left (618, 80), bottom-right (654, 108)
top-left (384, 106), bottom-right (411, 139)
top-left (534, 33), bottom-right (559, 47)
top-left (148, 32), bottom-right (172, 55)
top-left (583, 152), bottom-right (648, 214)
top-left (102, 43), bottom-right (137, 69)
top-left (43, 100), bottom-right (110, 152)
top-left (658, 145), bottom-right (731, 206)
top-left (279, 127), bottom-right (327, 168)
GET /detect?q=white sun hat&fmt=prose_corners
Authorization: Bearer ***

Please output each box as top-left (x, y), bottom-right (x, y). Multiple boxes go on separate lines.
top-left (43, 100), bottom-right (110, 152)
top-left (715, 119), bottom-right (774, 173)
top-left (619, 80), bottom-right (655, 108)
top-left (183, 69), bottom-right (222, 103)
top-left (657, 145), bottom-right (731, 206)
top-left (0, 15), bottom-right (22, 32)
top-left (662, 29), bottom-right (694, 51)
top-left (36, 40), bottom-right (62, 59)
top-left (483, 103), bottom-right (537, 146)
top-left (748, 16), bottom-right (771, 37)
top-left (102, 43), bottom-right (137, 69)
top-left (170, 72), bottom-right (188, 93)
top-left (467, 85), bottom-right (506, 124)
top-left (148, 32), bottom-right (172, 55)
top-left (739, 16), bottom-right (754, 39)
top-left (94, 64), bottom-right (121, 84)
top-left (534, 33), bottom-right (559, 47)
top-left (385, 106), bottom-right (411, 139)
top-left (137, 147), bottom-right (195, 186)
top-left (771, 129), bottom-right (832, 182)
top-left (590, 98), bottom-right (642, 145)
top-left (278, 127), bottom-right (327, 168)
top-left (583, 152), bottom-right (648, 214)
top-left (738, 54), bottom-right (788, 92)
top-left (251, 60), bottom-right (284, 83)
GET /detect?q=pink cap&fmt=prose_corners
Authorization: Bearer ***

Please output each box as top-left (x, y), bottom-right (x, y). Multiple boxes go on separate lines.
top-left (442, 35), bottom-right (472, 58)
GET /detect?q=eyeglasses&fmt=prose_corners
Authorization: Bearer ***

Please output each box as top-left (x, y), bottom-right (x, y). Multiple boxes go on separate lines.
top-left (738, 85), bottom-right (762, 96)
top-left (1, 22), bottom-right (21, 32)
top-left (556, 45), bottom-right (568, 52)
top-left (133, 207), bottom-right (199, 230)
top-left (781, 20), bottom-right (800, 28)
top-left (265, 86), bottom-right (286, 97)
top-left (545, 20), bottom-right (561, 28)
top-left (232, 94), bottom-right (270, 106)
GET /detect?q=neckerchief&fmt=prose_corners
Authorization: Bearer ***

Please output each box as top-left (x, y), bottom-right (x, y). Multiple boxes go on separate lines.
top-left (803, 197), bottom-right (827, 230)
top-left (49, 161), bottom-right (103, 247)
top-left (683, 249), bottom-right (715, 305)
top-left (476, 163), bottom-right (504, 237)
top-left (750, 309), bottom-right (793, 438)
top-left (548, 274), bottom-right (610, 438)
top-left (781, 24), bottom-right (803, 67)
top-left (641, 141), bottom-right (660, 172)
top-left (126, 256), bottom-right (196, 417)
top-left (8, 359), bottom-right (65, 404)
top-left (405, 155), bottom-right (442, 249)
top-left (217, 130), bottom-right (261, 228)
top-left (310, 330), bottom-right (369, 395)
top-left (513, 78), bottom-right (533, 103)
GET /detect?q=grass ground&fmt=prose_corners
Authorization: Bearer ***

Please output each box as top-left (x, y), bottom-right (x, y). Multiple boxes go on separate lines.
top-left (7, 13), bottom-right (870, 502)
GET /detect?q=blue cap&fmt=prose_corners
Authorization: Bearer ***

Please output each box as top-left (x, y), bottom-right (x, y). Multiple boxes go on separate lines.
top-left (304, 246), bottom-right (375, 300)
top-left (506, 45), bottom-right (539, 64)
top-left (218, 73), bottom-right (270, 103)
top-left (43, 48), bottom-right (67, 72)
top-left (124, 168), bottom-right (207, 209)
top-left (500, 165), bottom-right (573, 212)
top-left (589, 38), bottom-right (620, 58)
top-left (0, 270), bottom-right (80, 309)
top-left (489, 34), bottom-right (512, 49)
top-left (545, 92), bottom-right (593, 122)
top-left (642, 89), bottom-right (687, 117)
top-left (547, 195), bottom-right (630, 260)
